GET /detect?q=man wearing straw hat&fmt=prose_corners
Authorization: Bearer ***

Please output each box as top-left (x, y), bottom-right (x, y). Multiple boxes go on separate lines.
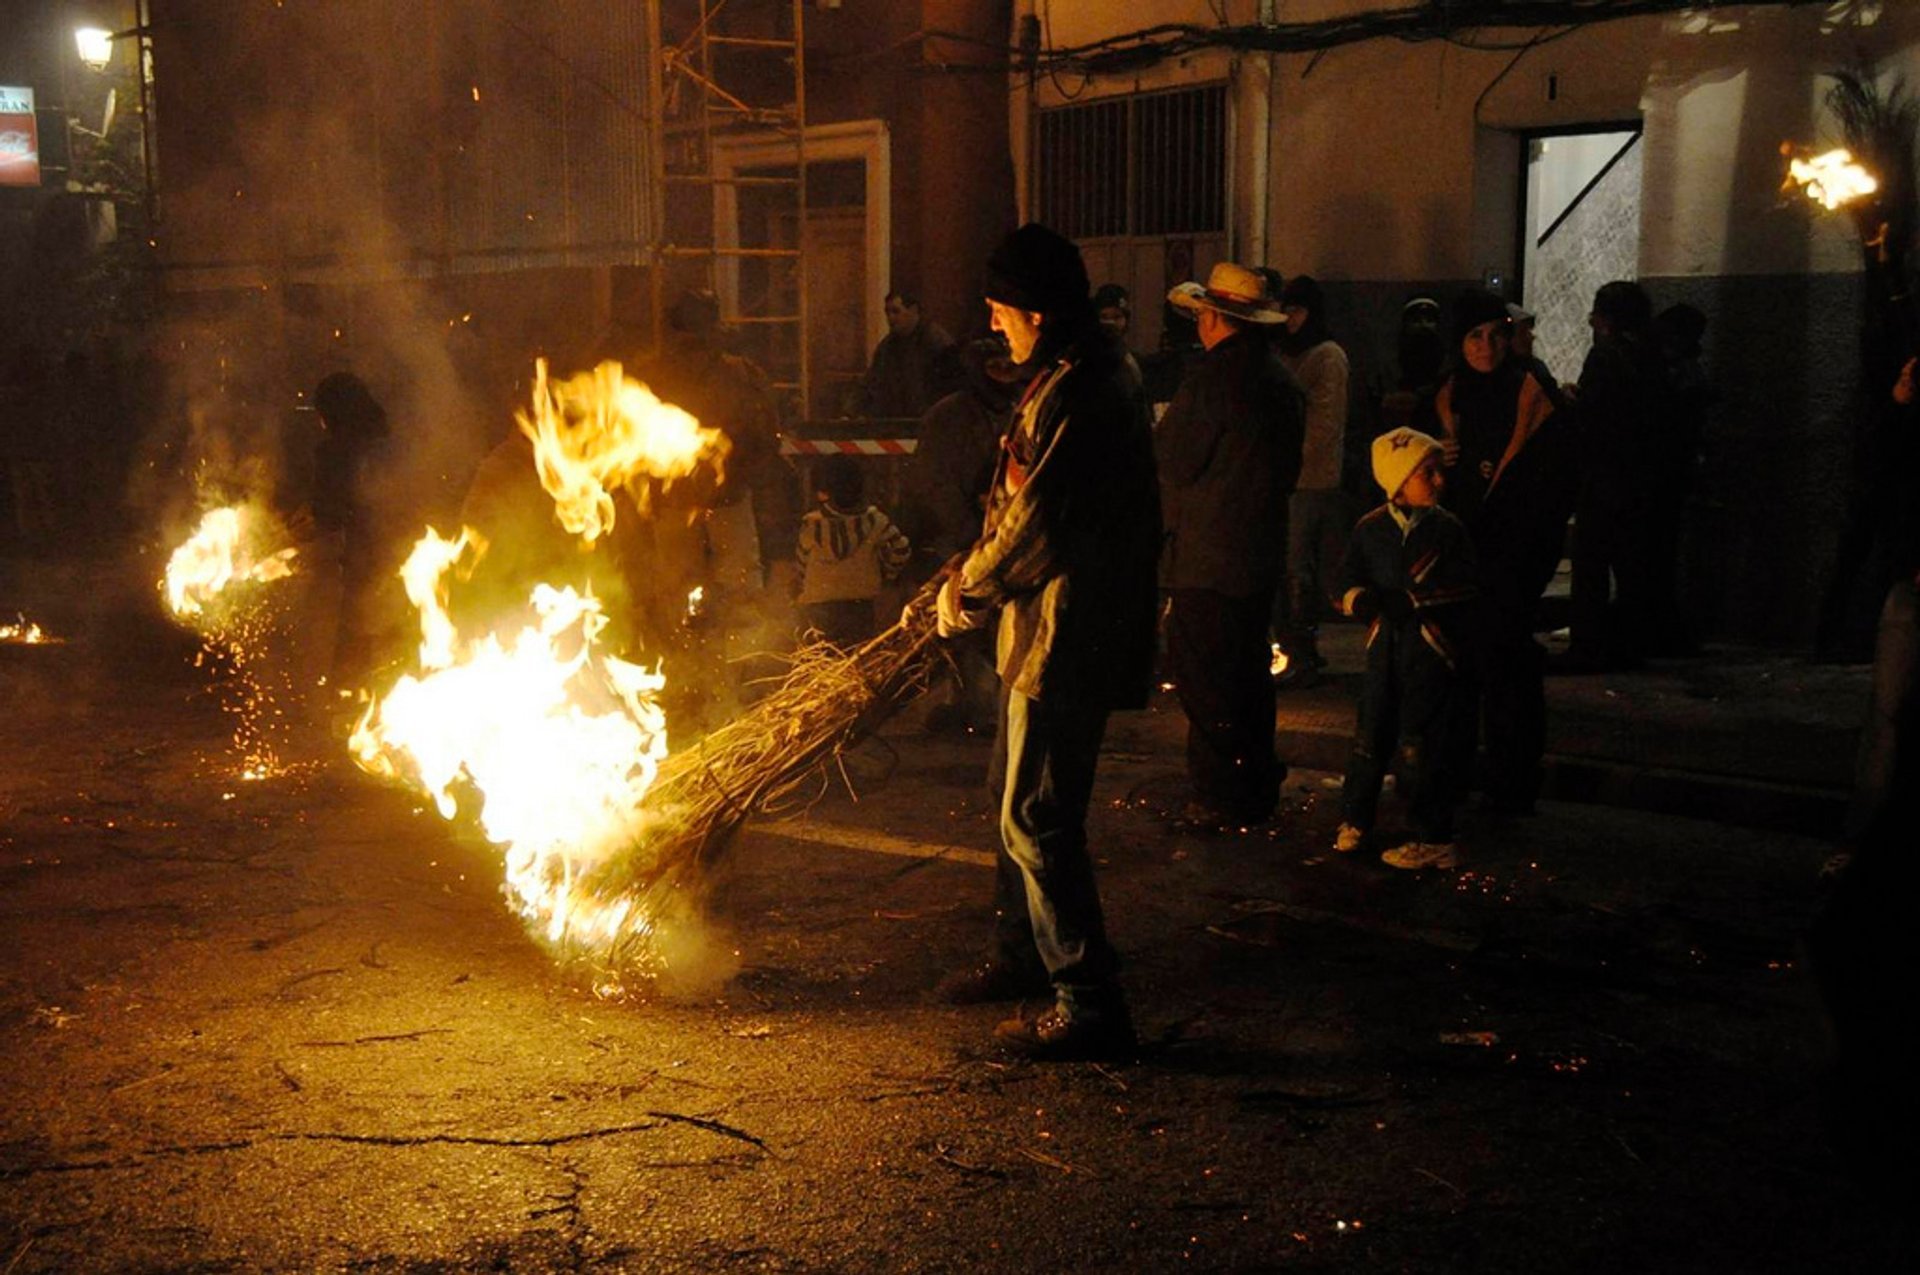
top-left (926, 223), bottom-right (1160, 1060)
top-left (1157, 263), bottom-right (1305, 828)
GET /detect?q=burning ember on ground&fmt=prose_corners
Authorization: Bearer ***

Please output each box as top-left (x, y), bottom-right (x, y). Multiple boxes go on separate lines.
top-left (350, 360), bottom-right (729, 980)
top-left (1784, 146), bottom-right (1878, 211)
top-left (161, 502), bottom-right (302, 780)
top-left (0, 614), bottom-right (61, 644)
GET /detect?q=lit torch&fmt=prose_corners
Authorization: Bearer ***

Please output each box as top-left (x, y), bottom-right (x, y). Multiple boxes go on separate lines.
top-left (1784, 141), bottom-right (1913, 367)
top-left (161, 502), bottom-right (302, 780)
top-left (1783, 146), bottom-right (1879, 212)
top-left (162, 504), bottom-right (299, 620)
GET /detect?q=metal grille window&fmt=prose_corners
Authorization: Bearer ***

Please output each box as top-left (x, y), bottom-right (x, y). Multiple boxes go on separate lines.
top-left (1037, 84), bottom-right (1226, 240)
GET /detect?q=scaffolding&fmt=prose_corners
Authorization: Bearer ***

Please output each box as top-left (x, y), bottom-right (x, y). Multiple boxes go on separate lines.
top-left (645, 0), bottom-right (810, 417)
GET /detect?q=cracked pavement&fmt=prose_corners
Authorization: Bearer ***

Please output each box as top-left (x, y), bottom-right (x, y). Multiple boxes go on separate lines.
top-left (0, 609), bottom-right (1912, 1273)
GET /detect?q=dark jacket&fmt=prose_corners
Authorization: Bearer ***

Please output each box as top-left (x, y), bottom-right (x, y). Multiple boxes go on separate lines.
top-left (953, 329), bottom-right (1161, 709)
top-left (1574, 331), bottom-right (1670, 503)
top-left (1154, 331), bottom-right (1306, 596)
top-left (899, 387), bottom-right (1010, 564)
top-left (1335, 504), bottom-right (1481, 674)
top-left (857, 321), bottom-right (959, 419)
top-left (1427, 359), bottom-right (1573, 604)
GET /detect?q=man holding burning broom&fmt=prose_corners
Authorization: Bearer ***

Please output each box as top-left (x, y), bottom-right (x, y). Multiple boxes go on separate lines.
top-left (926, 223), bottom-right (1161, 1060)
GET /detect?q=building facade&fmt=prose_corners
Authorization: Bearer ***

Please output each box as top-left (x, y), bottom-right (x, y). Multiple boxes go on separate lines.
top-left (1013, 0), bottom-right (1917, 645)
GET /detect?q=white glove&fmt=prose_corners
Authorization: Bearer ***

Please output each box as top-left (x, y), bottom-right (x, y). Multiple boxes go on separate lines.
top-left (935, 577), bottom-right (985, 638)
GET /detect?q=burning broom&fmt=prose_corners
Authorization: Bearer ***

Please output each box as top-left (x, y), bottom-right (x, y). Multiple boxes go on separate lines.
top-left (350, 360), bottom-right (952, 983)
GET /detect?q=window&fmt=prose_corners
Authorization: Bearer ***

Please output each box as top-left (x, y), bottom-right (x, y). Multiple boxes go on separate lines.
top-left (1037, 84), bottom-right (1227, 240)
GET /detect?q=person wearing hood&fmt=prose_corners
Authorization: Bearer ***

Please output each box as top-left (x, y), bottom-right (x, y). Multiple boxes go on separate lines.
top-left (1273, 275), bottom-right (1355, 684)
top-left (1423, 288), bottom-right (1575, 814)
top-left (1156, 262), bottom-right (1305, 827)
top-left (925, 223), bottom-right (1160, 1061)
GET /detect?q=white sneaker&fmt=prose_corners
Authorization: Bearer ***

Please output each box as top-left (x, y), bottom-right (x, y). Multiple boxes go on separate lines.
top-left (1333, 823), bottom-right (1366, 853)
top-left (1381, 841), bottom-right (1459, 870)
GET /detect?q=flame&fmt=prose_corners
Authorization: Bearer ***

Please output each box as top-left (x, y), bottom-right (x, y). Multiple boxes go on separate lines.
top-left (1785, 147), bottom-right (1878, 211)
top-left (351, 360), bottom-right (730, 969)
top-left (517, 358), bottom-right (729, 545)
top-left (0, 614), bottom-right (59, 645)
top-left (163, 504), bottom-right (299, 619)
top-left (161, 502), bottom-right (302, 780)
top-left (351, 528), bottom-right (668, 952)
top-left (1270, 641), bottom-right (1289, 678)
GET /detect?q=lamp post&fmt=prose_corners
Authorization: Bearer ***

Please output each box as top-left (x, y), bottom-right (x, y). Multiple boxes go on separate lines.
top-left (75, 28), bottom-right (115, 73)
top-left (70, 10), bottom-right (156, 236)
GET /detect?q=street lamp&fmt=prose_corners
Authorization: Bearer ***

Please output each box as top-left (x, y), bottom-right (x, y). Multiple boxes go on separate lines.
top-left (75, 27), bottom-right (115, 72)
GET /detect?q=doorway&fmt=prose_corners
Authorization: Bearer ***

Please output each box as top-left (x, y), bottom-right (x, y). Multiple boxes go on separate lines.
top-left (1520, 125), bottom-right (1643, 382)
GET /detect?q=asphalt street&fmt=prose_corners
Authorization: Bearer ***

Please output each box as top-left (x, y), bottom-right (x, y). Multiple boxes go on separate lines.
top-left (0, 599), bottom-right (1910, 1272)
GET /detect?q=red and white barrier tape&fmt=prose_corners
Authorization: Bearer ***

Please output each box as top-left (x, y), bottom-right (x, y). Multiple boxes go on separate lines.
top-left (780, 438), bottom-right (918, 456)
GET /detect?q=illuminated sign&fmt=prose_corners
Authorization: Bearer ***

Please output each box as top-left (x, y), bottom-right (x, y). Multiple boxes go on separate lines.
top-left (0, 86), bottom-right (40, 187)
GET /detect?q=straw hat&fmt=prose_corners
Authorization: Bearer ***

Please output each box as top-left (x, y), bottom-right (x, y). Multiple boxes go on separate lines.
top-left (1167, 262), bottom-right (1284, 325)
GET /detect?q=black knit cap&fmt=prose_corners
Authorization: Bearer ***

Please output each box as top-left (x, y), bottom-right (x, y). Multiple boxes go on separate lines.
top-left (1451, 288), bottom-right (1512, 346)
top-left (985, 223), bottom-right (1090, 316)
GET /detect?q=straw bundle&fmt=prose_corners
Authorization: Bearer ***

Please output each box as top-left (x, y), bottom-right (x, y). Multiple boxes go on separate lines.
top-left (587, 576), bottom-right (948, 916)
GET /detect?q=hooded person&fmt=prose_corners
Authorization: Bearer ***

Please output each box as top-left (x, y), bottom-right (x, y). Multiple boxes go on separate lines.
top-left (924, 222), bottom-right (1161, 1061)
top-left (1156, 262), bottom-right (1305, 826)
top-left (1272, 274), bottom-right (1355, 684)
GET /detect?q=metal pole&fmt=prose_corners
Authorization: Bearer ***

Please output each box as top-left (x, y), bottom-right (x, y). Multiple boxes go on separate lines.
top-left (135, 0), bottom-right (158, 233)
top-left (644, 0), bottom-right (668, 352)
top-left (792, 0), bottom-right (809, 419)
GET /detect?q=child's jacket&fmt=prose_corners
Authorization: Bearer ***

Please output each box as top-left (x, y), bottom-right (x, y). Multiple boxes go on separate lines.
top-left (796, 503), bottom-right (911, 604)
top-left (1335, 504), bottom-right (1480, 671)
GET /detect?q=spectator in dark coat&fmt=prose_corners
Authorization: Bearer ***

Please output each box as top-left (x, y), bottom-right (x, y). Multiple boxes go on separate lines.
top-left (1156, 262), bottom-right (1304, 824)
top-left (1564, 280), bottom-right (1670, 669)
top-left (1648, 302), bottom-right (1711, 656)
top-left (855, 290), bottom-right (959, 420)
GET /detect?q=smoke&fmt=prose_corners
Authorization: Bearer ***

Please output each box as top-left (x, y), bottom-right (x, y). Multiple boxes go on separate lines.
top-left (641, 892), bottom-right (744, 1002)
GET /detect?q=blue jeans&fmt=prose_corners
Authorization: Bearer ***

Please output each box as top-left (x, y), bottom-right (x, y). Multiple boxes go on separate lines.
top-left (986, 686), bottom-right (1124, 1020)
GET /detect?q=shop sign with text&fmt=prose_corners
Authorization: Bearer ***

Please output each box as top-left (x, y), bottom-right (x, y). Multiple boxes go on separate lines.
top-left (1, 86), bottom-right (42, 187)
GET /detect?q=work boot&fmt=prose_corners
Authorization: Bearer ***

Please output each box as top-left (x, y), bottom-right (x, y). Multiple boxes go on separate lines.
top-left (934, 960), bottom-right (1049, 1005)
top-left (994, 1005), bottom-right (1137, 1062)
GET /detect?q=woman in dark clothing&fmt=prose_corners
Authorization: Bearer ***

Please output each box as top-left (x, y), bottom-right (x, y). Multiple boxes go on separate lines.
top-left (1423, 290), bottom-right (1575, 813)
